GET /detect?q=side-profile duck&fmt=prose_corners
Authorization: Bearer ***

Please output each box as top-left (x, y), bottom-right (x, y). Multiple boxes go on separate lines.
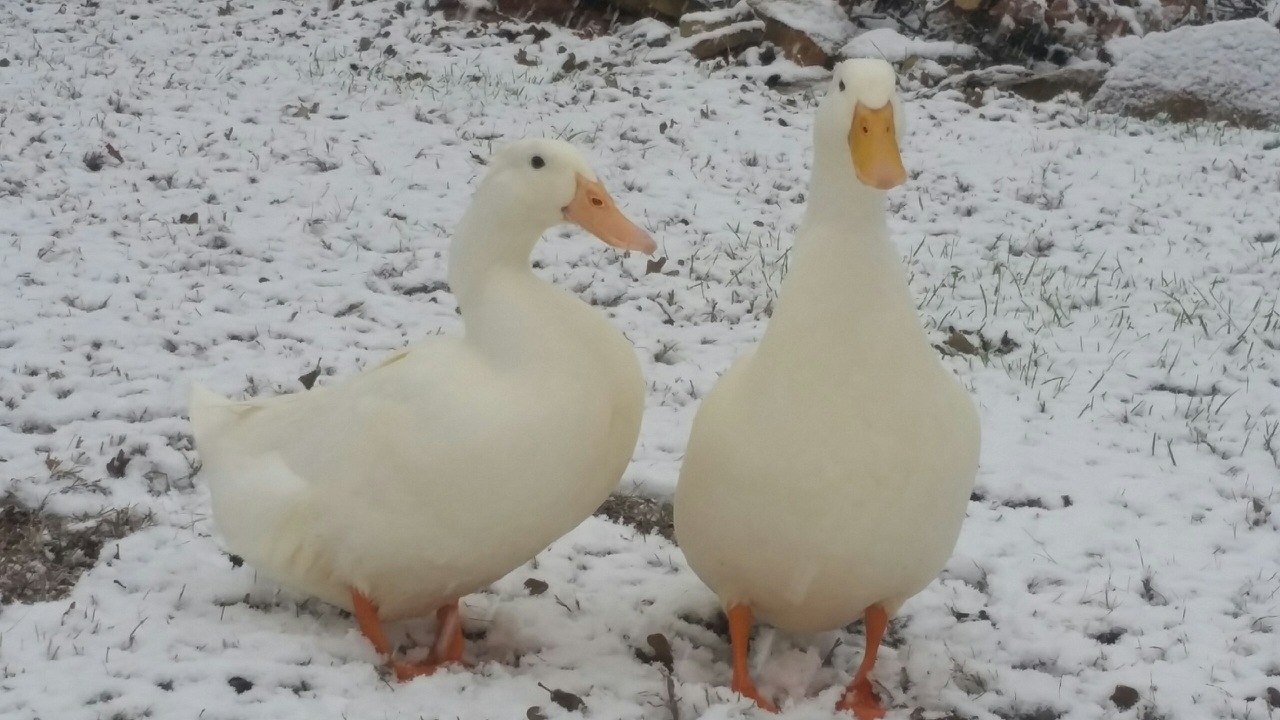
top-left (674, 60), bottom-right (981, 718)
top-left (190, 139), bottom-right (656, 680)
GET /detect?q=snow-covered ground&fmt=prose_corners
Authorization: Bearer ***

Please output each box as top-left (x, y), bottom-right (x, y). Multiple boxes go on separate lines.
top-left (2, 2), bottom-right (1279, 719)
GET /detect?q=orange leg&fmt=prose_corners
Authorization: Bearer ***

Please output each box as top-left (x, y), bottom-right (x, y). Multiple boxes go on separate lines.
top-left (727, 604), bottom-right (778, 713)
top-left (429, 600), bottom-right (470, 667)
top-left (351, 588), bottom-right (392, 657)
top-left (350, 589), bottom-right (446, 681)
top-left (835, 604), bottom-right (888, 719)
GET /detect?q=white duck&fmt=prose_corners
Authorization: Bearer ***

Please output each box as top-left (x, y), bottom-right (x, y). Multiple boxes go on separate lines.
top-left (190, 139), bottom-right (655, 680)
top-left (674, 60), bottom-right (980, 718)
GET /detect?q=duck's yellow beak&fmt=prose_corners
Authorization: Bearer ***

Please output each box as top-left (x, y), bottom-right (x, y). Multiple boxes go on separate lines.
top-left (563, 175), bottom-right (657, 255)
top-left (849, 103), bottom-right (906, 191)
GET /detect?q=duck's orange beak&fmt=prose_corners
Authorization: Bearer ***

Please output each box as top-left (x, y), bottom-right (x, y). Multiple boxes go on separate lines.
top-left (563, 174), bottom-right (657, 255)
top-left (849, 103), bottom-right (906, 191)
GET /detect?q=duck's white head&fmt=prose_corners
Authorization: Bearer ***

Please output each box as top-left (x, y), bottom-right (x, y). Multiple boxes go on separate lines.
top-left (815, 59), bottom-right (907, 191)
top-left (476, 138), bottom-right (656, 255)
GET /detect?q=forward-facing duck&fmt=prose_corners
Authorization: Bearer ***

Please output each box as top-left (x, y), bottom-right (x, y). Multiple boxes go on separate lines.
top-left (675, 60), bottom-right (981, 718)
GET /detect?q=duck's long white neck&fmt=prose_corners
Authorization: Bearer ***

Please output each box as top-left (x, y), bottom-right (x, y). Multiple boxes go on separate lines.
top-left (448, 208), bottom-right (541, 302)
top-left (756, 116), bottom-right (931, 369)
top-left (446, 179), bottom-right (554, 352)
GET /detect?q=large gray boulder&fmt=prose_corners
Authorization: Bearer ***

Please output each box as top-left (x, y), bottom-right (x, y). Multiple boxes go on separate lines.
top-left (1090, 19), bottom-right (1280, 128)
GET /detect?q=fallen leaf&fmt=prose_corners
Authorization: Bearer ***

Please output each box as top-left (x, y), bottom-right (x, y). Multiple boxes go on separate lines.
top-left (944, 329), bottom-right (979, 355)
top-left (524, 578), bottom-right (549, 596)
top-left (1110, 684), bottom-right (1140, 710)
top-left (647, 633), bottom-right (674, 672)
top-left (538, 683), bottom-right (585, 713)
top-left (299, 361), bottom-right (322, 390)
top-left (645, 257), bottom-right (668, 275)
top-left (106, 450), bottom-right (130, 478)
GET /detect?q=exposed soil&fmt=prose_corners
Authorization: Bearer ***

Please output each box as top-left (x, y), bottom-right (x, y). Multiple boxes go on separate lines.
top-left (0, 496), bottom-right (150, 604)
top-left (595, 493), bottom-right (675, 542)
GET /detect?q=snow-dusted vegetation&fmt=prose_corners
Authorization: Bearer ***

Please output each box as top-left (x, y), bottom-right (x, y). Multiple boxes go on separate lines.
top-left (1, 2), bottom-right (1278, 719)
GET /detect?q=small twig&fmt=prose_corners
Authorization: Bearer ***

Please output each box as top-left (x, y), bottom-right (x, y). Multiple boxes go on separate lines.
top-left (662, 669), bottom-right (680, 720)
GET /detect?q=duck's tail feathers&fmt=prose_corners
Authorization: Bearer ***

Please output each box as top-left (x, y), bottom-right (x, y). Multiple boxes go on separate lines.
top-left (188, 384), bottom-right (254, 450)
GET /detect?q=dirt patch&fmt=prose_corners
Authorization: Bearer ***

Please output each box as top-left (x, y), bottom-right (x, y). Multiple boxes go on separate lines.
top-left (0, 496), bottom-right (150, 604)
top-left (595, 493), bottom-right (675, 542)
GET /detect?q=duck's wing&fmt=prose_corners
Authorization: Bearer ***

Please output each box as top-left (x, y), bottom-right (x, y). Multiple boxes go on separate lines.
top-left (195, 337), bottom-right (503, 490)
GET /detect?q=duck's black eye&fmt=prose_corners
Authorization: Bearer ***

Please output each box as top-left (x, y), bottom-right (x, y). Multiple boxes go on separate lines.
top-left (531, 155), bottom-right (545, 170)
top-left (838, 80), bottom-right (846, 92)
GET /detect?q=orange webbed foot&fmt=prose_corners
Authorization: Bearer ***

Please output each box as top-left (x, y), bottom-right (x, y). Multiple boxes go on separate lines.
top-left (391, 659), bottom-right (447, 681)
top-left (836, 604), bottom-right (890, 719)
top-left (351, 590), bottom-right (473, 681)
top-left (835, 677), bottom-right (886, 719)
top-left (733, 681), bottom-right (779, 713)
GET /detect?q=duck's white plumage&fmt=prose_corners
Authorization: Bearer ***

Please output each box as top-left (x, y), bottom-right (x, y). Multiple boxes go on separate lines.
top-left (675, 60), bottom-right (980, 635)
top-left (191, 139), bottom-right (651, 623)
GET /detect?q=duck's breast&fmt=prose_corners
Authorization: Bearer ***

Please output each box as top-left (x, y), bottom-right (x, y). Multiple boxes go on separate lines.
top-left (677, 354), bottom-right (979, 632)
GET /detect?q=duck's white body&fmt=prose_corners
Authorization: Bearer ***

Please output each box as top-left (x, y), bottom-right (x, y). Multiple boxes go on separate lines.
top-left (191, 140), bottom-right (649, 623)
top-left (675, 65), bottom-right (980, 635)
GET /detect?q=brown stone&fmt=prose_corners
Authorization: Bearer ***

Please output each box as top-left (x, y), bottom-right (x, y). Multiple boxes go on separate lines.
top-left (761, 17), bottom-right (829, 66)
top-left (747, 0), bottom-right (852, 66)
top-left (686, 21), bottom-right (766, 59)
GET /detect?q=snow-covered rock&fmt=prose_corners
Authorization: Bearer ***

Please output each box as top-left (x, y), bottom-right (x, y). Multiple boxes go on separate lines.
top-left (679, 0), bottom-right (754, 36)
top-left (841, 27), bottom-right (977, 63)
top-left (748, 0), bottom-right (855, 65)
top-left (679, 20), bottom-right (766, 59)
top-left (1091, 18), bottom-right (1280, 127)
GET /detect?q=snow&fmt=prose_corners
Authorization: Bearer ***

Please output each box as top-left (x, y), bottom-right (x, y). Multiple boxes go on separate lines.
top-left (841, 28), bottom-right (977, 63)
top-left (2, 2), bottom-right (1280, 720)
top-left (1093, 19), bottom-right (1280, 126)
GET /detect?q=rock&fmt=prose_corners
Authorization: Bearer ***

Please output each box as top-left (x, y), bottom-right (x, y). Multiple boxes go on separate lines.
top-left (748, 0), bottom-right (855, 66)
top-left (1157, 0), bottom-right (1207, 27)
top-left (679, 0), bottom-right (754, 36)
top-left (935, 61), bottom-right (1106, 103)
top-left (1090, 19), bottom-right (1280, 128)
top-left (761, 18), bottom-right (827, 65)
top-left (685, 20), bottom-right (766, 59)
top-left (989, 0), bottom-right (1127, 39)
top-left (841, 28), bottom-right (977, 64)
top-left (621, 18), bottom-right (676, 47)
top-left (1001, 64), bottom-right (1107, 101)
